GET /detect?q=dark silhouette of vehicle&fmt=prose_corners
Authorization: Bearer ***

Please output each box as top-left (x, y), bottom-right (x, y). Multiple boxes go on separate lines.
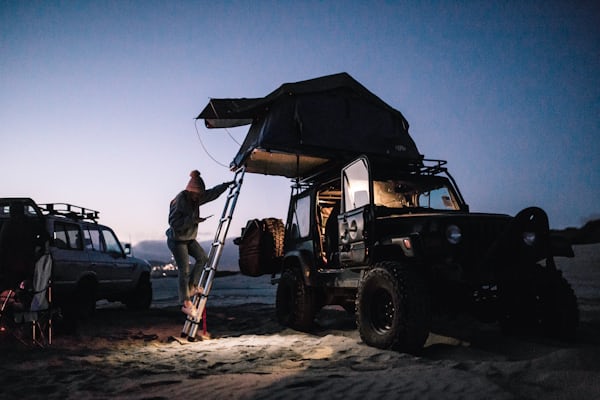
top-left (199, 73), bottom-right (578, 353)
top-left (0, 198), bottom-right (152, 321)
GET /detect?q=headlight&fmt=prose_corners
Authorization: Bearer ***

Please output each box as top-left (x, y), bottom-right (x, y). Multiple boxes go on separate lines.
top-left (522, 232), bottom-right (536, 246)
top-left (446, 224), bottom-right (462, 244)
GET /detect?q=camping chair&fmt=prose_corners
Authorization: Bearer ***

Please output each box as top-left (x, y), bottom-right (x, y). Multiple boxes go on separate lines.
top-left (0, 252), bottom-right (53, 347)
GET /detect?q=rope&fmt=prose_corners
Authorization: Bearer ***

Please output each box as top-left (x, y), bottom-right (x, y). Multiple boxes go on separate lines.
top-left (209, 99), bottom-right (241, 146)
top-left (194, 119), bottom-right (230, 168)
top-left (194, 98), bottom-right (243, 168)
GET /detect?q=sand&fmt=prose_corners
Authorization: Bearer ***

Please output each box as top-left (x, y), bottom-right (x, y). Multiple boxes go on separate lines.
top-left (1, 244), bottom-right (599, 400)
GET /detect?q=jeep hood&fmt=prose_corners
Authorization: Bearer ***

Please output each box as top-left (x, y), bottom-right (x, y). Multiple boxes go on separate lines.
top-left (196, 72), bottom-right (422, 178)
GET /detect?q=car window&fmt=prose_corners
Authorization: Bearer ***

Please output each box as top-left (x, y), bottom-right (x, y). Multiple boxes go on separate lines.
top-left (418, 187), bottom-right (457, 210)
top-left (373, 181), bottom-right (411, 208)
top-left (54, 221), bottom-right (82, 250)
top-left (342, 158), bottom-right (370, 212)
top-left (290, 194), bottom-right (311, 238)
top-left (101, 227), bottom-right (123, 256)
top-left (84, 226), bottom-right (104, 251)
top-left (372, 179), bottom-right (460, 211)
top-left (0, 202), bottom-right (38, 217)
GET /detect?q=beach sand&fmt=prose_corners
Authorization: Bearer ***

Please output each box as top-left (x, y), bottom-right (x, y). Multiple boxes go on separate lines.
top-left (1, 244), bottom-right (599, 399)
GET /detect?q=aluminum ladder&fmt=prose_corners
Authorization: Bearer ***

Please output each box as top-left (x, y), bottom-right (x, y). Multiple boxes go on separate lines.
top-left (181, 167), bottom-right (245, 341)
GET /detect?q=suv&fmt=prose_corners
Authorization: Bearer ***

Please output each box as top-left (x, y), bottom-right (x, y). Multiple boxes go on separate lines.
top-left (0, 198), bottom-right (152, 319)
top-left (242, 156), bottom-right (578, 353)
top-left (199, 72), bottom-right (579, 353)
top-left (276, 156), bottom-right (578, 352)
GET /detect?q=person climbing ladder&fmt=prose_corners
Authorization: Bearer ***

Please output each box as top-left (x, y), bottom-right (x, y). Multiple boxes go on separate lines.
top-left (166, 170), bottom-right (232, 318)
top-left (180, 167), bottom-right (245, 341)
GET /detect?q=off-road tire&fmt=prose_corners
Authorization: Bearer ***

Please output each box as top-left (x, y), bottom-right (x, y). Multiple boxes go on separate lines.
top-left (537, 267), bottom-right (579, 340)
top-left (356, 262), bottom-right (431, 354)
top-left (275, 268), bottom-right (316, 331)
top-left (63, 278), bottom-right (97, 321)
top-left (500, 264), bottom-right (578, 340)
top-left (238, 218), bottom-right (284, 276)
top-left (125, 276), bottom-right (153, 310)
top-left (263, 218), bottom-right (285, 260)
top-left (261, 218), bottom-right (285, 274)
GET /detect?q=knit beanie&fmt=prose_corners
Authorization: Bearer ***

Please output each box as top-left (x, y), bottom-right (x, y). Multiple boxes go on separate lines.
top-left (185, 170), bottom-right (206, 193)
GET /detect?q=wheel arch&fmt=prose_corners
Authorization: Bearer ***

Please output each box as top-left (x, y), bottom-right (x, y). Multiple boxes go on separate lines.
top-left (282, 249), bottom-right (315, 286)
top-left (76, 272), bottom-right (99, 295)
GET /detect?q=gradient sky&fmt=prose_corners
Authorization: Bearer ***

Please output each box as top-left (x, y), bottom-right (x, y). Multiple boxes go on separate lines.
top-left (2, 1), bottom-right (599, 245)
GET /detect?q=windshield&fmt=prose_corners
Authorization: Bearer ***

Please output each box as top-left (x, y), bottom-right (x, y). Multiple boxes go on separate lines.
top-left (373, 179), bottom-right (460, 211)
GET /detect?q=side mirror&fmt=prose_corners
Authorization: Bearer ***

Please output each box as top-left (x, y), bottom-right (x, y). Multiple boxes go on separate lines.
top-left (124, 243), bottom-right (132, 256)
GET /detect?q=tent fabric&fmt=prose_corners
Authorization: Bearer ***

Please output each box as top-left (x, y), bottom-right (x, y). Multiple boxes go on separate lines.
top-left (197, 72), bottom-right (422, 178)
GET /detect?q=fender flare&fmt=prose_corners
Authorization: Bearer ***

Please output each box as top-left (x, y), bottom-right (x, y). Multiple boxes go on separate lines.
top-left (282, 249), bottom-right (315, 286)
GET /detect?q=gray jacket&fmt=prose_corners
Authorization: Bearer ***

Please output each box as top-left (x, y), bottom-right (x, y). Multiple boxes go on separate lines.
top-left (165, 183), bottom-right (229, 241)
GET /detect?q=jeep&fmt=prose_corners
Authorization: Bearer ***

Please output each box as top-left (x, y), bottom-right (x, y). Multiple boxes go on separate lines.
top-left (0, 198), bottom-right (152, 319)
top-left (198, 72), bottom-right (579, 353)
top-left (270, 156), bottom-right (578, 353)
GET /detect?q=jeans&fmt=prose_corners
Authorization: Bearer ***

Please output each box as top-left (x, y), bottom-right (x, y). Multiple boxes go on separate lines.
top-left (167, 239), bottom-right (208, 304)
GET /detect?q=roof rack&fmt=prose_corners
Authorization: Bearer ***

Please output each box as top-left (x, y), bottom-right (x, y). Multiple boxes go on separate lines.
top-left (38, 203), bottom-right (100, 222)
top-left (365, 157), bottom-right (448, 177)
top-left (419, 159), bottom-right (448, 175)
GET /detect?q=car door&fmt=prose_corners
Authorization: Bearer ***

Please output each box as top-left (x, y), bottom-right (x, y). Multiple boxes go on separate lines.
top-left (50, 220), bottom-right (91, 296)
top-left (285, 190), bottom-right (315, 257)
top-left (98, 226), bottom-right (134, 294)
top-left (338, 156), bottom-right (371, 266)
top-left (84, 225), bottom-right (133, 298)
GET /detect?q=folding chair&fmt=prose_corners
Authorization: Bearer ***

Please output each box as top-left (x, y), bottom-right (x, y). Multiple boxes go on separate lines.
top-left (0, 252), bottom-right (53, 347)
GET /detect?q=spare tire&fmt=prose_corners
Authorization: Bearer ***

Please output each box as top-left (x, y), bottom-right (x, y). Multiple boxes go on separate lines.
top-left (237, 218), bottom-right (284, 276)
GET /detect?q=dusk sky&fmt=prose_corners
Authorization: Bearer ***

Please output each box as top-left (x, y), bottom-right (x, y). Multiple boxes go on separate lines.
top-left (2, 1), bottom-right (599, 245)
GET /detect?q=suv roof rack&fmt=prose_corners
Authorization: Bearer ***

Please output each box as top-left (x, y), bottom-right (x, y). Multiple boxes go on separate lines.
top-left (38, 203), bottom-right (100, 222)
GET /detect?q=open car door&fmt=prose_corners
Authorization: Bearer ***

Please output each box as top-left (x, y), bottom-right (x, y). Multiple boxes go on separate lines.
top-left (338, 156), bottom-right (371, 266)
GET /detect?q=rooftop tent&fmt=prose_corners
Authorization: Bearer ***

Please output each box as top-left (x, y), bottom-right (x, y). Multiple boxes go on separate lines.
top-left (196, 72), bottom-right (422, 178)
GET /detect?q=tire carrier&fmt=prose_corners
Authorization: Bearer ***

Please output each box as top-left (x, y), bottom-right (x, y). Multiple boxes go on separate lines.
top-left (181, 167), bottom-right (245, 341)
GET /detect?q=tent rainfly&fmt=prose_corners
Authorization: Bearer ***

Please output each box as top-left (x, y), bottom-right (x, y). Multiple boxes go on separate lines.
top-left (197, 72), bottom-right (422, 179)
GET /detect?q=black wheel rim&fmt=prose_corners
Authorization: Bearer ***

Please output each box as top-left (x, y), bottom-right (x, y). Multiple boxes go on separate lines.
top-left (369, 288), bottom-right (394, 334)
